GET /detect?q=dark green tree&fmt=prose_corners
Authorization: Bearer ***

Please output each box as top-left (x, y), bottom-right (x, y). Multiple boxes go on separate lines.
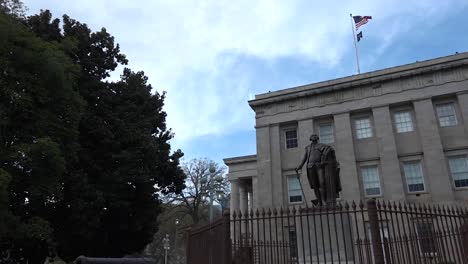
top-left (0, 7), bottom-right (186, 262)
top-left (0, 10), bottom-right (82, 263)
top-left (26, 10), bottom-right (186, 260)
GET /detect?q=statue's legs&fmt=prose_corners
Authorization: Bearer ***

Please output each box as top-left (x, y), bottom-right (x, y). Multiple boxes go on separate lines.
top-left (317, 167), bottom-right (326, 204)
top-left (308, 166), bottom-right (326, 206)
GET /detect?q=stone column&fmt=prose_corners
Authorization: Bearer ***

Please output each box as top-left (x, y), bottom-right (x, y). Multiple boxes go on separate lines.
top-left (270, 124), bottom-right (283, 207)
top-left (373, 106), bottom-right (405, 200)
top-left (239, 182), bottom-right (248, 214)
top-left (239, 182), bottom-right (249, 235)
top-left (334, 113), bottom-right (361, 201)
top-left (414, 99), bottom-right (454, 201)
top-left (457, 91), bottom-right (468, 135)
top-left (230, 179), bottom-right (240, 212)
top-left (256, 126), bottom-right (273, 208)
top-left (252, 176), bottom-right (258, 209)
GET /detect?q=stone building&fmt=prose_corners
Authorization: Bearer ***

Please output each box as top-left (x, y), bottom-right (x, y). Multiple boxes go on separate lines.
top-left (224, 52), bottom-right (468, 212)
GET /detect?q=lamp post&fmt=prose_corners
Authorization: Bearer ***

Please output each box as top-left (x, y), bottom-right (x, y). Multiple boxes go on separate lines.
top-left (162, 234), bottom-right (170, 264)
top-left (174, 218), bottom-right (179, 264)
top-left (200, 165), bottom-right (224, 222)
top-left (218, 192), bottom-right (229, 212)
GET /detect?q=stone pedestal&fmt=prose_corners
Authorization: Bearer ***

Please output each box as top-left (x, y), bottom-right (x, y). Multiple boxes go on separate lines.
top-left (295, 209), bottom-right (354, 264)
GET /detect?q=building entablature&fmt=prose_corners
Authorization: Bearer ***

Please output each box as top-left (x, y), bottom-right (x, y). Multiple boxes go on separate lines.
top-left (249, 53), bottom-right (468, 125)
top-left (223, 155), bottom-right (257, 181)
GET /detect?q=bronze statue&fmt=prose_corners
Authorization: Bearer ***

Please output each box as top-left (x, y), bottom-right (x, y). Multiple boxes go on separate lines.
top-left (295, 134), bottom-right (341, 206)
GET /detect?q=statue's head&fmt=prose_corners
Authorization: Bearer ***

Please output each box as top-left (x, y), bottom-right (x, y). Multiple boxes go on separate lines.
top-left (310, 134), bottom-right (319, 142)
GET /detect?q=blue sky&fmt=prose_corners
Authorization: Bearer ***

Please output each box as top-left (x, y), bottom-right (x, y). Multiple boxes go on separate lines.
top-left (24, 0), bottom-right (468, 167)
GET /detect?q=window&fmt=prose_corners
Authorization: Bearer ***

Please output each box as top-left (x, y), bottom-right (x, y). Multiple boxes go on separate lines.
top-left (361, 166), bottom-right (381, 196)
top-left (394, 111), bottom-right (414, 133)
top-left (415, 221), bottom-right (437, 255)
top-left (319, 123), bottom-right (334, 144)
top-left (403, 161), bottom-right (425, 192)
top-left (436, 103), bottom-right (458, 127)
top-left (448, 156), bottom-right (468, 188)
top-left (355, 118), bottom-right (373, 139)
top-left (287, 176), bottom-right (303, 203)
top-left (285, 130), bottom-right (298, 149)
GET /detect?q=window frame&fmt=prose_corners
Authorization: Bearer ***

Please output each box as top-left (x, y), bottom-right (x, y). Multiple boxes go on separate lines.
top-left (284, 129), bottom-right (298, 149)
top-left (435, 102), bottom-right (458, 127)
top-left (447, 155), bottom-right (468, 189)
top-left (354, 117), bottom-right (373, 139)
top-left (360, 165), bottom-right (382, 197)
top-left (402, 160), bottom-right (426, 193)
top-left (287, 175), bottom-right (303, 204)
top-left (318, 122), bottom-right (334, 144)
top-left (394, 111), bottom-right (415, 133)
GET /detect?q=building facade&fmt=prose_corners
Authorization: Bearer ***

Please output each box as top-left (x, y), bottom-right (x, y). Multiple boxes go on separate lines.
top-left (225, 52), bottom-right (468, 212)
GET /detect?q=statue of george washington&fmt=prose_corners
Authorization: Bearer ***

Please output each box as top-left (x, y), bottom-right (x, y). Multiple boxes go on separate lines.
top-left (295, 134), bottom-right (341, 206)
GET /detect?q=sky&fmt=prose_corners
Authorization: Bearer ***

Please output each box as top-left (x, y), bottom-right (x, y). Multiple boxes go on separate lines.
top-left (23, 0), bottom-right (468, 167)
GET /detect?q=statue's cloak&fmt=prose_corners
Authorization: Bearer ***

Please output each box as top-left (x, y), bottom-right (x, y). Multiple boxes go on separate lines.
top-left (305, 144), bottom-right (342, 202)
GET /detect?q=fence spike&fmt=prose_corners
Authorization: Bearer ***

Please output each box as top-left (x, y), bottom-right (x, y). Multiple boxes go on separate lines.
top-left (351, 200), bottom-right (357, 210)
top-left (292, 206), bottom-right (297, 215)
top-left (286, 207), bottom-right (291, 215)
top-left (261, 208), bottom-right (266, 217)
top-left (449, 205), bottom-right (460, 215)
top-left (255, 208), bottom-right (260, 217)
top-left (232, 210), bottom-right (237, 219)
top-left (279, 207), bottom-right (284, 215)
top-left (238, 210), bottom-right (243, 218)
top-left (455, 205), bottom-right (463, 216)
top-left (344, 201), bottom-right (350, 211)
top-left (376, 199), bottom-right (381, 209)
top-left (359, 200), bottom-right (364, 209)
top-left (444, 204), bottom-right (451, 215)
top-left (382, 200), bottom-right (387, 210)
top-left (459, 205), bottom-right (466, 216)
top-left (458, 204), bottom-right (468, 216)
top-left (267, 208), bottom-right (272, 217)
top-left (414, 202), bottom-right (421, 213)
top-left (273, 207), bottom-right (278, 216)
top-left (337, 202), bottom-right (343, 211)
top-left (403, 202), bottom-right (408, 211)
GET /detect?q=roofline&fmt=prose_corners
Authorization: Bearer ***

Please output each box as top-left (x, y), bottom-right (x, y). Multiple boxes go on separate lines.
top-left (223, 155), bottom-right (257, 165)
top-left (249, 52), bottom-right (468, 109)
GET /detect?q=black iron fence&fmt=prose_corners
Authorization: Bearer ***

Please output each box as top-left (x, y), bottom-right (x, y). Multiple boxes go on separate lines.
top-left (186, 216), bottom-right (231, 264)
top-left (187, 200), bottom-right (468, 264)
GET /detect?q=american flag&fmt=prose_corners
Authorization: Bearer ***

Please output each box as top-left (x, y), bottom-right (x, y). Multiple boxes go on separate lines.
top-left (353, 16), bottom-right (372, 31)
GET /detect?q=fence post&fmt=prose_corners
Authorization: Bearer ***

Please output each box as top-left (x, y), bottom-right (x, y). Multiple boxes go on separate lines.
top-left (367, 199), bottom-right (385, 264)
top-left (186, 227), bottom-right (192, 264)
top-left (461, 221), bottom-right (468, 264)
top-left (223, 210), bottom-right (232, 264)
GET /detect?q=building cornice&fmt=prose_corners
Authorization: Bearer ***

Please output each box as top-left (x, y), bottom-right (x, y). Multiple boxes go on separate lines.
top-left (223, 155), bottom-right (257, 165)
top-left (249, 52), bottom-right (468, 110)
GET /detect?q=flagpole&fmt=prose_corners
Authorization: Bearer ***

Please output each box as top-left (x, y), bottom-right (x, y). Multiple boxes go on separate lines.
top-left (349, 13), bottom-right (361, 74)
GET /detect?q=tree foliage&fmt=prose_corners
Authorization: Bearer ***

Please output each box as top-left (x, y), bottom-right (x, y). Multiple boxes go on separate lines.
top-left (0, 6), bottom-right (185, 263)
top-left (166, 158), bottom-right (229, 225)
top-left (0, 0), bottom-right (27, 18)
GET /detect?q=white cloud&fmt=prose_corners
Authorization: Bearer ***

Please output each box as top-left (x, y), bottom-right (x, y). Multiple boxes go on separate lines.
top-left (24, 0), bottom-right (468, 146)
